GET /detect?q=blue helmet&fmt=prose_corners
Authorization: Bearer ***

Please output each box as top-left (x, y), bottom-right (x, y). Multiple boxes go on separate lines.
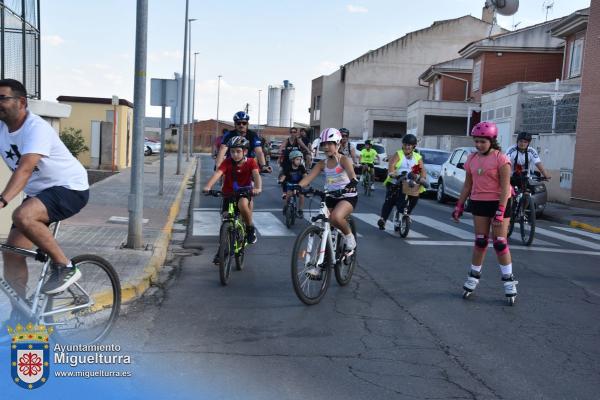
top-left (233, 111), bottom-right (250, 122)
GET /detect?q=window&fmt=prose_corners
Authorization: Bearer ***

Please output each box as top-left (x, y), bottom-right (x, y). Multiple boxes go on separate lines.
top-left (472, 60), bottom-right (481, 92)
top-left (313, 96), bottom-right (321, 120)
top-left (450, 150), bottom-right (463, 166)
top-left (458, 151), bottom-right (469, 165)
top-left (569, 38), bottom-right (584, 78)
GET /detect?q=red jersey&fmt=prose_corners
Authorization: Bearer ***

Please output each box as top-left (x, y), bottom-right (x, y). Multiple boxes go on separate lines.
top-left (218, 157), bottom-right (258, 194)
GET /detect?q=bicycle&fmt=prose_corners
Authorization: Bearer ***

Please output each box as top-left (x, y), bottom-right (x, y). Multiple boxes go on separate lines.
top-left (205, 188), bottom-right (252, 285)
top-left (360, 163), bottom-right (374, 197)
top-left (291, 188), bottom-right (358, 305)
top-left (282, 183), bottom-right (302, 228)
top-left (0, 221), bottom-right (121, 344)
top-left (389, 171), bottom-right (427, 238)
top-left (507, 172), bottom-right (547, 246)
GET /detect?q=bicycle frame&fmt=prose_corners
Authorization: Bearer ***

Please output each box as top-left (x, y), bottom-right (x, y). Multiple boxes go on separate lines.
top-left (0, 222), bottom-right (95, 325)
top-left (223, 198), bottom-right (247, 253)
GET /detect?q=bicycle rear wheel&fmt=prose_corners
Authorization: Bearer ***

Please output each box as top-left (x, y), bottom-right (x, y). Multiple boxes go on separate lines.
top-left (45, 255), bottom-right (121, 345)
top-left (507, 198), bottom-right (518, 238)
top-left (291, 225), bottom-right (331, 305)
top-left (335, 218), bottom-right (357, 286)
top-left (219, 222), bottom-right (234, 285)
top-left (399, 214), bottom-right (411, 238)
top-left (520, 196), bottom-right (536, 246)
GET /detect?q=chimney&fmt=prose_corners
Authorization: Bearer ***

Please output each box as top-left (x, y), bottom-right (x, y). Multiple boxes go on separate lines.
top-left (482, 6), bottom-right (494, 24)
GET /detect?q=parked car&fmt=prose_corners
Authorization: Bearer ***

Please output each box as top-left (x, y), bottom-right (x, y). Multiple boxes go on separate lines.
top-left (415, 148), bottom-right (451, 193)
top-left (351, 141), bottom-right (388, 181)
top-left (436, 146), bottom-right (547, 215)
top-left (144, 138), bottom-right (161, 156)
top-left (270, 140), bottom-right (283, 160)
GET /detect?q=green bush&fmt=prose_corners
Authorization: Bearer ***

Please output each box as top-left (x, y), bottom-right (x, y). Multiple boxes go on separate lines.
top-left (60, 127), bottom-right (89, 158)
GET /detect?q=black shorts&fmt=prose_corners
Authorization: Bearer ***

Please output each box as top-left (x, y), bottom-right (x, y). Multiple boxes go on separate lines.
top-left (469, 199), bottom-right (512, 218)
top-left (221, 195), bottom-right (252, 213)
top-left (21, 186), bottom-right (89, 225)
top-left (325, 195), bottom-right (358, 210)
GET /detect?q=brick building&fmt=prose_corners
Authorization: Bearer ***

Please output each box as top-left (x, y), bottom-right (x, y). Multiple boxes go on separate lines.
top-left (571, 3), bottom-right (600, 207)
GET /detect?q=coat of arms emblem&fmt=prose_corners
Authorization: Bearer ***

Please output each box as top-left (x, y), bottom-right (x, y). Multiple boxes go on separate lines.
top-left (8, 323), bottom-right (53, 389)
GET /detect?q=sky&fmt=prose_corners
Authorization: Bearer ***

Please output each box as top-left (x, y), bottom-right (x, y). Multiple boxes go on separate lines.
top-left (40, 0), bottom-right (591, 125)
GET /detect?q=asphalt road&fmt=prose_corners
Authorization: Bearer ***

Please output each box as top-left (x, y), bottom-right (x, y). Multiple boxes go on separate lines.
top-left (110, 154), bottom-right (600, 400)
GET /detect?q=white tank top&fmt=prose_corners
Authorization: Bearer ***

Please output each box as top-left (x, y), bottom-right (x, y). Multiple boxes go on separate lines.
top-left (395, 152), bottom-right (418, 176)
top-left (324, 157), bottom-right (357, 198)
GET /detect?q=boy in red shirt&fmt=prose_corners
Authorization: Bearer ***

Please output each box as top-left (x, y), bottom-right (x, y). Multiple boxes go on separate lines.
top-left (204, 137), bottom-right (262, 262)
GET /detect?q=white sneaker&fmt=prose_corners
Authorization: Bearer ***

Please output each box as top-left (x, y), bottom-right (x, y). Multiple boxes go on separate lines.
top-left (305, 267), bottom-right (322, 280)
top-left (344, 234), bottom-right (357, 252)
top-left (370, 184), bottom-right (375, 190)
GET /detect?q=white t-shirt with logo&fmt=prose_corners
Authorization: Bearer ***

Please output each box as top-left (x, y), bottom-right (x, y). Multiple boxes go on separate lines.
top-left (505, 144), bottom-right (541, 174)
top-left (0, 112), bottom-right (89, 196)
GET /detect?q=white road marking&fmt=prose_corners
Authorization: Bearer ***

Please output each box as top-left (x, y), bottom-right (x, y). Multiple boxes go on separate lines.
top-left (460, 219), bottom-right (557, 247)
top-left (411, 215), bottom-right (472, 239)
top-left (252, 212), bottom-right (296, 236)
top-left (192, 211), bottom-right (222, 236)
top-left (353, 213), bottom-right (427, 239)
top-left (552, 226), bottom-right (600, 241)
top-left (405, 240), bottom-right (600, 256)
top-left (534, 227), bottom-right (600, 250)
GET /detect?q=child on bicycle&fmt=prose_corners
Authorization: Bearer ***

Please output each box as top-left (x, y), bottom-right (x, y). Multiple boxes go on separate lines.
top-left (377, 134), bottom-right (426, 230)
top-left (278, 150), bottom-right (307, 217)
top-left (203, 137), bottom-right (262, 263)
top-left (299, 128), bottom-right (358, 253)
top-left (359, 139), bottom-right (378, 191)
top-left (451, 121), bottom-right (518, 303)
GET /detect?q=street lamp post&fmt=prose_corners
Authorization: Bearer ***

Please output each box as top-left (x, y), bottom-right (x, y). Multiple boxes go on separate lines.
top-left (191, 52), bottom-right (199, 156)
top-left (215, 75), bottom-right (222, 140)
top-left (176, 0), bottom-right (189, 175)
top-left (186, 18), bottom-right (196, 162)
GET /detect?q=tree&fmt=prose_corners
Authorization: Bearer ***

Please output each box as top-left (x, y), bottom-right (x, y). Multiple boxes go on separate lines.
top-left (59, 127), bottom-right (89, 159)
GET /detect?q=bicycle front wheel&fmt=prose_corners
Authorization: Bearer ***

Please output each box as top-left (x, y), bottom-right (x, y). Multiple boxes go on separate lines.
top-left (285, 202), bottom-right (295, 228)
top-left (291, 225), bottom-right (331, 305)
top-left (219, 222), bottom-right (234, 285)
top-left (335, 218), bottom-right (357, 286)
top-left (399, 214), bottom-right (411, 238)
top-left (45, 255), bottom-right (121, 345)
top-left (235, 224), bottom-right (245, 271)
top-left (520, 196), bottom-right (536, 246)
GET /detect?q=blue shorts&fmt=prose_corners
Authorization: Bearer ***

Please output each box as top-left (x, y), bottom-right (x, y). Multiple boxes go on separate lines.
top-left (23, 186), bottom-right (89, 224)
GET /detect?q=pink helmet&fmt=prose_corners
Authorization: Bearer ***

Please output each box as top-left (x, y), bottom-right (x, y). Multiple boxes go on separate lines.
top-left (471, 121), bottom-right (498, 139)
top-left (319, 128), bottom-right (342, 144)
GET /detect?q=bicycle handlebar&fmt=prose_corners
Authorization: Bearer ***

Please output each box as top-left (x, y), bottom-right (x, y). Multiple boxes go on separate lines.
top-left (203, 188), bottom-right (254, 198)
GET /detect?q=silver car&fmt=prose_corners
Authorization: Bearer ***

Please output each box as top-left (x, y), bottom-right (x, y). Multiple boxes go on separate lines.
top-left (436, 146), bottom-right (547, 215)
top-left (415, 148), bottom-right (451, 193)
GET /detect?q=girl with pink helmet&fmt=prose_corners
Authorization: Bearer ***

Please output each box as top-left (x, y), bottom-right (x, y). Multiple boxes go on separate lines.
top-left (299, 128), bottom-right (359, 253)
top-left (452, 121), bottom-right (518, 305)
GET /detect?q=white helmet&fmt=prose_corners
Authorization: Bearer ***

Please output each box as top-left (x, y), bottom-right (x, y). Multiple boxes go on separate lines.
top-left (319, 128), bottom-right (342, 144)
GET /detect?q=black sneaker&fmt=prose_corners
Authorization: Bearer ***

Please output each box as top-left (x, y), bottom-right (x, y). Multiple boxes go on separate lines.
top-left (212, 253), bottom-right (220, 265)
top-left (41, 263), bottom-right (81, 295)
top-left (297, 210), bottom-right (304, 218)
top-left (377, 218), bottom-right (386, 230)
top-left (247, 225), bottom-right (257, 245)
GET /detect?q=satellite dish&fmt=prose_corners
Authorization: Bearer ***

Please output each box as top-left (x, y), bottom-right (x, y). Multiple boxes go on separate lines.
top-left (485, 0), bottom-right (519, 16)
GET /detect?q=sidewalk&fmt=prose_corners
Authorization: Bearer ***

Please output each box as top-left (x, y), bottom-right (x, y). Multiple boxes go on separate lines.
top-left (0, 153), bottom-right (196, 311)
top-left (542, 202), bottom-right (600, 233)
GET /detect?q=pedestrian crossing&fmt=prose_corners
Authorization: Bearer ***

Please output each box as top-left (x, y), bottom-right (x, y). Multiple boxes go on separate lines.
top-left (192, 208), bottom-right (600, 255)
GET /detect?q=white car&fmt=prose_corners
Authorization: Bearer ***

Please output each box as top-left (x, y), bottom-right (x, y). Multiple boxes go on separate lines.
top-left (144, 138), bottom-right (161, 156)
top-left (415, 148), bottom-right (451, 193)
top-left (351, 141), bottom-right (387, 180)
top-left (436, 147), bottom-right (476, 202)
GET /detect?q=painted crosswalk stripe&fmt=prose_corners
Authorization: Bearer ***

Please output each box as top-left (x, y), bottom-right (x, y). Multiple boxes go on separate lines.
top-left (252, 212), bottom-right (296, 236)
top-left (552, 226), bottom-right (600, 241)
top-left (302, 213), bottom-right (364, 237)
top-left (405, 240), bottom-right (600, 256)
top-left (353, 213), bottom-right (427, 239)
top-left (192, 210), bottom-right (222, 236)
top-left (410, 215), bottom-right (472, 239)
top-left (534, 227), bottom-right (600, 250)
top-left (459, 219), bottom-right (557, 247)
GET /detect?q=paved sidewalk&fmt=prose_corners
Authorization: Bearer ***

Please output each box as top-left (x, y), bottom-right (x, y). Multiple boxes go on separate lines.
top-left (0, 153), bottom-right (196, 314)
top-left (542, 202), bottom-right (600, 233)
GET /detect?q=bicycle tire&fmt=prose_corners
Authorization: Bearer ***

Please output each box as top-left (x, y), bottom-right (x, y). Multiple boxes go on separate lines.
top-left (399, 214), bottom-right (411, 238)
top-left (285, 201), bottom-right (295, 228)
top-left (235, 224), bottom-right (245, 271)
top-left (45, 254), bottom-right (121, 345)
top-left (520, 196), bottom-right (536, 246)
top-left (335, 218), bottom-right (357, 286)
top-left (219, 222), bottom-right (234, 285)
top-left (507, 198), bottom-right (519, 238)
top-left (291, 225), bottom-right (331, 305)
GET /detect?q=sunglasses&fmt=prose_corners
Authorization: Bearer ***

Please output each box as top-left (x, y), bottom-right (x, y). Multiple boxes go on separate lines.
top-left (0, 96), bottom-right (20, 102)
top-left (235, 121), bottom-right (248, 126)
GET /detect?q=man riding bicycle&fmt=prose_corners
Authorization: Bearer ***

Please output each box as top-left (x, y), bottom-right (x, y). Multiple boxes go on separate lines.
top-left (359, 140), bottom-right (378, 191)
top-left (505, 131), bottom-right (551, 185)
top-left (0, 79), bottom-right (89, 333)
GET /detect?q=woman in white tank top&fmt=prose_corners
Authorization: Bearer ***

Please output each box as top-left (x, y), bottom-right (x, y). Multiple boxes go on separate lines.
top-left (299, 128), bottom-right (359, 252)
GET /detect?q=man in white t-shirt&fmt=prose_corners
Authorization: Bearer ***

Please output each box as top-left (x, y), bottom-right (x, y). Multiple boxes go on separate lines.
top-left (0, 79), bottom-right (89, 333)
top-left (505, 131), bottom-right (551, 180)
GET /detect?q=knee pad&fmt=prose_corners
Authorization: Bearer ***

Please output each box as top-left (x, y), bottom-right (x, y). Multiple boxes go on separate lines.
top-left (493, 237), bottom-right (509, 256)
top-left (474, 235), bottom-right (488, 252)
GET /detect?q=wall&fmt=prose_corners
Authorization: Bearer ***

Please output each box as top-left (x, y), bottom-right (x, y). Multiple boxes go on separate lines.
top-left (571, 1), bottom-right (600, 207)
top-left (441, 72), bottom-right (471, 101)
top-left (407, 99), bottom-right (473, 138)
top-left (320, 69), bottom-right (345, 133)
top-left (420, 135), bottom-right (474, 152)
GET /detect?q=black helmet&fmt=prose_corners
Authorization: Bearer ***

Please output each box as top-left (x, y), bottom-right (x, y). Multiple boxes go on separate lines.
top-left (517, 131), bottom-right (533, 142)
top-left (227, 136), bottom-right (249, 149)
top-left (339, 128), bottom-right (350, 135)
top-left (402, 134), bottom-right (417, 145)
top-left (365, 139), bottom-right (372, 146)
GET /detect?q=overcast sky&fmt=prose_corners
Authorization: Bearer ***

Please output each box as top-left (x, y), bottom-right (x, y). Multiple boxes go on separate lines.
top-left (40, 0), bottom-right (591, 124)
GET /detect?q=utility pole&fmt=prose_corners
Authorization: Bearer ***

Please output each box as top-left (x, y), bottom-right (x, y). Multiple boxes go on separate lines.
top-left (191, 52), bottom-right (199, 155)
top-left (215, 75), bottom-right (222, 139)
top-left (176, 0), bottom-right (189, 175)
top-left (127, 0), bottom-right (148, 249)
top-left (186, 18), bottom-right (196, 162)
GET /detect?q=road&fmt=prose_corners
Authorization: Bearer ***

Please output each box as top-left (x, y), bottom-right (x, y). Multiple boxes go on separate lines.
top-left (111, 154), bottom-right (600, 400)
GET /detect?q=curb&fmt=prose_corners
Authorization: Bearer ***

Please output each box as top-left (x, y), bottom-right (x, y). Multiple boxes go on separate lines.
top-left (120, 158), bottom-right (197, 304)
top-left (569, 220), bottom-right (600, 234)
